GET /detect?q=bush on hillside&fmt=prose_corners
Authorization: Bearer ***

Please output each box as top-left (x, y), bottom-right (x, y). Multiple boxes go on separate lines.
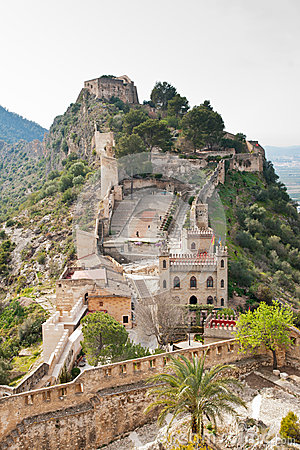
top-left (280, 412), bottom-right (300, 443)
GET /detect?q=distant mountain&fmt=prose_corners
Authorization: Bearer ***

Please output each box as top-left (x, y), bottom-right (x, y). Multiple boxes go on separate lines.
top-left (0, 105), bottom-right (48, 144)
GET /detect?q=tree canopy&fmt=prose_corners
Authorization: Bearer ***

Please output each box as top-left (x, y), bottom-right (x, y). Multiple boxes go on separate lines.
top-left (115, 134), bottom-right (146, 158)
top-left (81, 312), bottom-right (150, 365)
top-left (135, 293), bottom-right (183, 348)
top-left (150, 81), bottom-right (177, 110)
top-left (133, 119), bottom-right (173, 152)
top-left (235, 301), bottom-right (295, 368)
top-left (81, 312), bottom-right (128, 365)
top-left (146, 353), bottom-right (245, 436)
top-left (181, 102), bottom-right (225, 151)
top-left (167, 94), bottom-right (189, 118)
top-left (122, 109), bottom-right (149, 134)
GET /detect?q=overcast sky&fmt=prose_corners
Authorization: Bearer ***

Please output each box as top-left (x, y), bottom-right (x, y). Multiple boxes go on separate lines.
top-left (0, 0), bottom-right (299, 146)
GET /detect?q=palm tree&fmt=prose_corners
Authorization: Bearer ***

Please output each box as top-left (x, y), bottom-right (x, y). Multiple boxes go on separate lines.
top-left (145, 352), bottom-right (246, 436)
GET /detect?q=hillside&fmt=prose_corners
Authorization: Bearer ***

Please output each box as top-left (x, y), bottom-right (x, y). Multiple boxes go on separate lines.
top-left (0, 106), bottom-right (47, 144)
top-left (0, 77), bottom-right (299, 386)
top-left (215, 162), bottom-right (300, 309)
top-left (0, 83), bottom-right (299, 306)
top-left (0, 139), bottom-right (46, 222)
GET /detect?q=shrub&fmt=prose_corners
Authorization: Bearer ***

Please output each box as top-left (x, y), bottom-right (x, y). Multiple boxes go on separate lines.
top-left (229, 260), bottom-right (254, 287)
top-left (280, 412), bottom-right (300, 443)
top-left (71, 367), bottom-right (80, 379)
top-left (48, 170), bottom-right (60, 180)
top-left (73, 175), bottom-right (85, 185)
top-left (61, 189), bottom-right (77, 205)
top-left (235, 230), bottom-right (260, 252)
top-left (188, 196), bottom-right (195, 205)
top-left (36, 251), bottom-right (46, 265)
top-left (6, 219), bottom-right (15, 227)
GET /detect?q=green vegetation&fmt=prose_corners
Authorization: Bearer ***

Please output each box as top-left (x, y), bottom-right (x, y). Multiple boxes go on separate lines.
top-left (181, 101), bottom-right (224, 151)
top-left (0, 140), bottom-right (46, 222)
top-left (217, 162), bottom-right (300, 307)
top-left (235, 301), bottom-right (294, 368)
top-left (280, 412), bottom-right (300, 443)
top-left (146, 353), bottom-right (245, 436)
top-left (0, 105), bottom-right (47, 144)
top-left (0, 238), bottom-right (15, 276)
top-left (81, 312), bottom-right (150, 365)
top-left (216, 308), bottom-right (235, 318)
top-left (150, 81), bottom-right (177, 110)
top-left (0, 300), bottom-right (47, 382)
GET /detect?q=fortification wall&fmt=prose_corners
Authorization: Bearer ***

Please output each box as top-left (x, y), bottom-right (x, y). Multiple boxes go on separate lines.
top-left (0, 338), bottom-right (275, 446)
top-left (1, 331), bottom-right (299, 447)
top-left (122, 177), bottom-right (188, 197)
top-left (197, 149), bottom-right (236, 158)
top-left (230, 153), bottom-right (263, 173)
top-left (75, 229), bottom-right (97, 260)
top-left (84, 76), bottom-right (139, 104)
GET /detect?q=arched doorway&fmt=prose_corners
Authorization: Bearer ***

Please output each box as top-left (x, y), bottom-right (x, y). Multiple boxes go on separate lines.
top-left (189, 295), bottom-right (197, 305)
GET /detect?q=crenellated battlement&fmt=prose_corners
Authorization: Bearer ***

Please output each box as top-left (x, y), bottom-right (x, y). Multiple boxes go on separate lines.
top-left (0, 329), bottom-right (299, 448)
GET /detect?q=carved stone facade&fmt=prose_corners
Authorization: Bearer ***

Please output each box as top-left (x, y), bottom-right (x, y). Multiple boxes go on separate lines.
top-left (159, 202), bottom-right (228, 308)
top-left (84, 75), bottom-right (139, 104)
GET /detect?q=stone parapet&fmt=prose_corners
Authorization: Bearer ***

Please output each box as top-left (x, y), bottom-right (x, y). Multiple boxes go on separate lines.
top-left (0, 333), bottom-right (299, 446)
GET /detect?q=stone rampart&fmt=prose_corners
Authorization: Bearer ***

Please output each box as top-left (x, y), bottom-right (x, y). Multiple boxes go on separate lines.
top-left (1, 330), bottom-right (300, 447)
top-left (0, 338), bottom-right (278, 446)
top-left (122, 177), bottom-right (189, 197)
top-left (230, 153), bottom-right (263, 173)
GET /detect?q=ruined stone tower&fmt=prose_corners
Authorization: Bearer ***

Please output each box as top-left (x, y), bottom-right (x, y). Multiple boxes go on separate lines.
top-left (84, 75), bottom-right (139, 104)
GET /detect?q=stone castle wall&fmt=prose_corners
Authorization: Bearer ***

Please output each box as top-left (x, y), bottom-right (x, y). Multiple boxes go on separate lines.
top-left (84, 76), bottom-right (139, 104)
top-left (0, 338), bottom-right (267, 446)
top-left (1, 330), bottom-right (299, 448)
top-left (230, 153), bottom-right (263, 173)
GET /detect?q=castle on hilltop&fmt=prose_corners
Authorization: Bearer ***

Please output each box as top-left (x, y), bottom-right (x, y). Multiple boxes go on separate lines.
top-left (84, 75), bottom-right (139, 104)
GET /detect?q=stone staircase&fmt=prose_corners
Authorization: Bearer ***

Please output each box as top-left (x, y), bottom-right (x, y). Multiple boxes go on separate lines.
top-left (110, 197), bottom-right (140, 236)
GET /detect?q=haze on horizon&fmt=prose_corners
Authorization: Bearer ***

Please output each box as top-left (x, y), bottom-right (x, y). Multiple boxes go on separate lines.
top-left (0, 0), bottom-right (299, 147)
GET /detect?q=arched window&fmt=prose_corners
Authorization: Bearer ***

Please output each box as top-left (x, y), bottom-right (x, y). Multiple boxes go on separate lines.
top-left (190, 276), bottom-right (197, 288)
top-left (207, 296), bottom-right (213, 305)
top-left (206, 276), bottom-right (213, 288)
top-left (84, 293), bottom-right (88, 305)
top-left (221, 259), bottom-right (225, 268)
top-left (191, 242), bottom-right (196, 250)
top-left (189, 295), bottom-right (197, 305)
top-left (221, 279), bottom-right (225, 288)
top-left (221, 298), bottom-right (225, 306)
top-left (173, 276), bottom-right (180, 288)
top-left (162, 259), bottom-right (167, 269)
top-left (163, 280), bottom-right (167, 289)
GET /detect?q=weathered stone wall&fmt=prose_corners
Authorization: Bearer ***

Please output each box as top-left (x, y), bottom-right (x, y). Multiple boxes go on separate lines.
top-left (0, 363), bottom-right (49, 398)
top-left (1, 336), bottom-right (298, 447)
top-left (84, 76), bottom-right (139, 104)
top-left (88, 294), bottom-right (132, 328)
top-left (230, 153), bottom-right (263, 173)
top-left (122, 177), bottom-right (189, 197)
top-left (55, 279), bottom-right (95, 312)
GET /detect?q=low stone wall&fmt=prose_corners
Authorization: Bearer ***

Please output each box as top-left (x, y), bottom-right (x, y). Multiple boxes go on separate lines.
top-left (0, 363), bottom-right (49, 398)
